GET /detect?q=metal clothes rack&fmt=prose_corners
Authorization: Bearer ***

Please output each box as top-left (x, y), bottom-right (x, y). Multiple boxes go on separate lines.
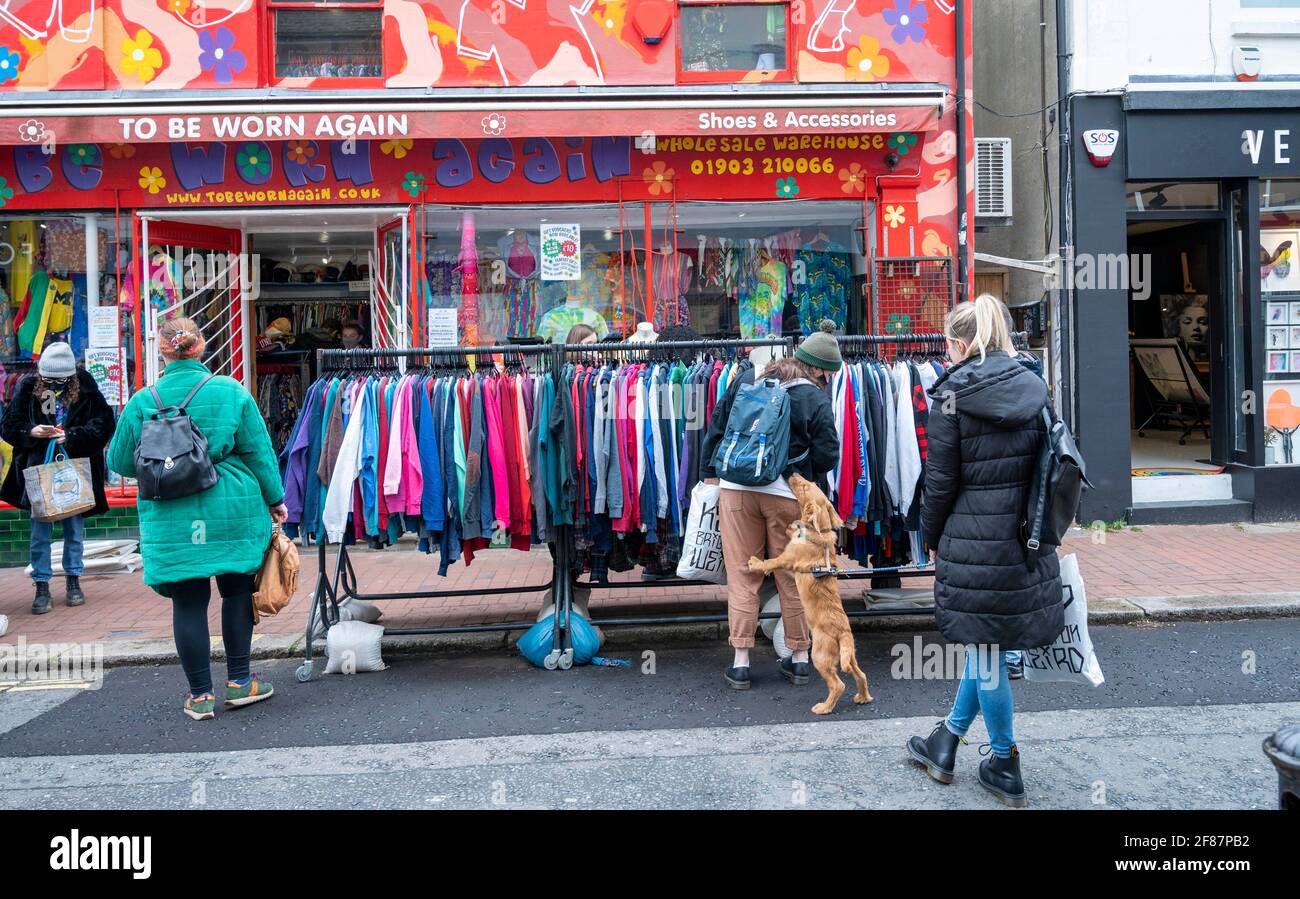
top-left (297, 341), bottom-right (567, 681)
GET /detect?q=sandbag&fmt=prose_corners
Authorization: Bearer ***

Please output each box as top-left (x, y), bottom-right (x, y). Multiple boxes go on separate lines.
top-left (324, 620), bottom-right (386, 674)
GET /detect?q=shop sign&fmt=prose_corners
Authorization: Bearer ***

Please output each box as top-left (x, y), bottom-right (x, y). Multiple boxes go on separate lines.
top-left (540, 224), bottom-right (581, 281)
top-left (1127, 109), bottom-right (1300, 179)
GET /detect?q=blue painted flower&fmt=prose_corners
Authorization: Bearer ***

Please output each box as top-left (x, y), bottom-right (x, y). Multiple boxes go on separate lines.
top-left (883, 0), bottom-right (928, 45)
top-left (0, 46), bottom-right (20, 85)
top-left (198, 27), bottom-right (246, 84)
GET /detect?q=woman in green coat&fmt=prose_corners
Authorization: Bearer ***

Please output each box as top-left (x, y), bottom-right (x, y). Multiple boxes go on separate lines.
top-left (108, 317), bottom-right (287, 721)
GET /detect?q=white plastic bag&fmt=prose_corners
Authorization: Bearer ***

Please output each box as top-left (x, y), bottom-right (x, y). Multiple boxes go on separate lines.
top-left (324, 620), bottom-right (386, 674)
top-left (676, 482), bottom-right (727, 584)
top-left (1023, 554), bottom-right (1105, 687)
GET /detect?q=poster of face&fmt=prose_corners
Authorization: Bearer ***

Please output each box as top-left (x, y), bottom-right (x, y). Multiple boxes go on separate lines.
top-left (1261, 229), bottom-right (1300, 293)
top-left (1265, 382), bottom-right (1300, 466)
top-left (1162, 294), bottom-right (1210, 362)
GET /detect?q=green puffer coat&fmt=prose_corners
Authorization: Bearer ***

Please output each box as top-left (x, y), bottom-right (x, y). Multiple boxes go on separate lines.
top-left (107, 360), bottom-right (285, 597)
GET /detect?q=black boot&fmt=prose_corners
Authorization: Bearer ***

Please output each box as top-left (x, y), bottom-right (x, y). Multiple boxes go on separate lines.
top-left (724, 666), bottom-right (751, 690)
top-left (979, 746), bottom-right (1028, 807)
top-left (32, 581), bottom-right (52, 615)
top-left (779, 655), bottom-right (810, 686)
top-left (907, 721), bottom-right (963, 784)
top-left (66, 576), bottom-right (86, 607)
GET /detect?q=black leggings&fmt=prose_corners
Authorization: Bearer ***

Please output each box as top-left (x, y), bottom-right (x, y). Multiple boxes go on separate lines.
top-left (168, 573), bottom-right (256, 696)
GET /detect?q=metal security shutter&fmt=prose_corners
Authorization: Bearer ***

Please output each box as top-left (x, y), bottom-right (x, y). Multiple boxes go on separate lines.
top-left (975, 137), bottom-right (1012, 218)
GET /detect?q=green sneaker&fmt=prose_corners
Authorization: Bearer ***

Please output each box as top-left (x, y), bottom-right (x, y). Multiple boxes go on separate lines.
top-left (224, 675), bottom-right (274, 708)
top-left (184, 692), bottom-right (216, 721)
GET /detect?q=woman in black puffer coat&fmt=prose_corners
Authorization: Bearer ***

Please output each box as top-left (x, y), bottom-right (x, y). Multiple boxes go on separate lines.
top-left (906, 294), bottom-right (1062, 808)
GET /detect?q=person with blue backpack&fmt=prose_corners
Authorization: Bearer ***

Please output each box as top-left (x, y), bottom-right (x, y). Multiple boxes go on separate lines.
top-left (701, 320), bottom-right (842, 691)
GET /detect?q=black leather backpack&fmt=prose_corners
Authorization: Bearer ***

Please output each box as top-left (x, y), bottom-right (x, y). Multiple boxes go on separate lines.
top-left (134, 375), bottom-right (220, 501)
top-left (1023, 406), bottom-right (1092, 564)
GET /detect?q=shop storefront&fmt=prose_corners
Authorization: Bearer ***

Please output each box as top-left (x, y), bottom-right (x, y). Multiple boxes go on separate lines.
top-left (1066, 91), bottom-right (1300, 523)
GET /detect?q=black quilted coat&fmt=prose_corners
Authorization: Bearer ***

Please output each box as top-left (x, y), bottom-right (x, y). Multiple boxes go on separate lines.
top-left (921, 352), bottom-right (1063, 649)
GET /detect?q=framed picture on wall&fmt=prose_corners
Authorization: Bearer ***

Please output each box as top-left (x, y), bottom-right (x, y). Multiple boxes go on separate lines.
top-left (1270, 326), bottom-right (1290, 349)
top-left (1265, 381), bottom-right (1300, 466)
top-left (1268, 351), bottom-right (1290, 373)
top-left (1261, 229), bottom-right (1299, 293)
top-left (1292, 326), bottom-right (1300, 348)
top-left (1292, 303), bottom-right (1300, 324)
top-left (1268, 302), bottom-right (1289, 324)
top-left (1293, 352), bottom-right (1300, 373)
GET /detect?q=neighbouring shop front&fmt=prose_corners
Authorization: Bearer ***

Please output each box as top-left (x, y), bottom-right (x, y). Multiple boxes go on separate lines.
top-left (1067, 91), bottom-right (1300, 524)
top-left (0, 93), bottom-right (966, 538)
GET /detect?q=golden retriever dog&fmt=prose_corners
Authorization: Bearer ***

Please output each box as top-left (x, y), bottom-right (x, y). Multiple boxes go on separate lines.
top-left (747, 474), bottom-right (873, 715)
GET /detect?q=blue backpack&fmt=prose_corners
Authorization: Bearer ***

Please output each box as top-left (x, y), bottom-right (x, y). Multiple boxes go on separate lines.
top-left (713, 378), bottom-right (811, 487)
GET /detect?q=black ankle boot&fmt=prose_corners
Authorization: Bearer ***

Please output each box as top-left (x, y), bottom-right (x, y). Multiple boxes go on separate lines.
top-left (979, 746), bottom-right (1027, 807)
top-left (779, 655), bottom-right (810, 685)
top-left (32, 581), bottom-right (52, 615)
top-left (724, 665), bottom-right (751, 690)
top-left (907, 721), bottom-right (963, 784)
top-left (66, 576), bottom-right (86, 607)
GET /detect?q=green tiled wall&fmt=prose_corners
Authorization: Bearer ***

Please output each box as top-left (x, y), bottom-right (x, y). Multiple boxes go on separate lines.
top-left (0, 506), bottom-right (140, 567)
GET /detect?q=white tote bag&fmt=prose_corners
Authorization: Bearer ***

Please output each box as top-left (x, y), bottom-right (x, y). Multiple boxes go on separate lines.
top-left (676, 482), bottom-right (727, 585)
top-left (1023, 554), bottom-right (1105, 687)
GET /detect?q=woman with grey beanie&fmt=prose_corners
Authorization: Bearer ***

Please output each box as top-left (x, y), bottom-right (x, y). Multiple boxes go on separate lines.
top-left (1, 342), bottom-right (117, 614)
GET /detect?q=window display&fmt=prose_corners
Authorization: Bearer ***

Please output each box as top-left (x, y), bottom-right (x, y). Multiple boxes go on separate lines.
top-left (420, 200), bottom-right (867, 345)
top-left (1260, 178), bottom-right (1300, 466)
top-left (273, 8), bottom-right (383, 79)
top-left (680, 3), bottom-right (788, 74)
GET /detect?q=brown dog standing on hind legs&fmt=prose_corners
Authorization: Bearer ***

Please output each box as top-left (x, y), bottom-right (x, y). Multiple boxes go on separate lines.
top-left (746, 474), bottom-right (873, 714)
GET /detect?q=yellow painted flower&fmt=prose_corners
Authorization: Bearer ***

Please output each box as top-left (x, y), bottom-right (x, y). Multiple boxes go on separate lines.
top-left (138, 165), bottom-right (166, 194)
top-left (121, 30), bottom-right (163, 83)
top-left (168, 0), bottom-right (191, 13)
top-left (643, 160), bottom-right (674, 195)
top-left (845, 35), bottom-right (890, 82)
top-left (884, 204), bottom-right (906, 228)
top-left (380, 138), bottom-right (413, 159)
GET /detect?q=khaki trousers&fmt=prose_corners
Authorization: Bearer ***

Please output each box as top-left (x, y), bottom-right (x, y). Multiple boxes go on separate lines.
top-left (719, 488), bottom-right (811, 651)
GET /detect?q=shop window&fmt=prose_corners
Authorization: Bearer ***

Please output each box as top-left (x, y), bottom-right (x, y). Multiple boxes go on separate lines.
top-left (678, 2), bottom-right (789, 82)
top-left (419, 200), bottom-right (866, 345)
top-left (271, 2), bottom-right (383, 80)
top-left (0, 214), bottom-right (130, 406)
top-left (1126, 182), bottom-right (1221, 212)
top-left (1260, 178), bottom-right (1300, 466)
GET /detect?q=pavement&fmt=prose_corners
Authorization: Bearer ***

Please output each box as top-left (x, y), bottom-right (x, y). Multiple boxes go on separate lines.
top-left (2, 619), bottom-right (1297, 809)
top-left (1, 521), bottom-right (1298, 667)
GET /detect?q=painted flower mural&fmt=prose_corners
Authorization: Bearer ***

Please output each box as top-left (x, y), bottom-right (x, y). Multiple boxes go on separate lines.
top-left (0, 176), bottom-right (13, 208)
top-left (108, 143), bottom-right (136, 159)
top-left (138, 166), bottom-right (166, 194)
top-left (481, 114), bottom-right (507, 136)
top-left (121, 30), bottom-right (164, 84)
top-left (381, 139), bottom-right (414, 159)
top-left (236, 143), bottom-right (270, 179)
top-left (18, 119), bottom-right (44, 142)
top-left (886, 313), bottom-right (913, 334)
top-left (285, 141), bottom-right (316, 164)
top-left (845, 35), bottom-right (891, 82)
top-left (887, 133), bottom-right (919, 156)
top-left (776, 177), bottom-right (800, 199)
top-left (67, 144), bottom-right (100, 168)
top-left (882, 0), bottom-right (928, 45)
top-left (198, 28), bottom-right (247, 85)
top-left (839, 162), bottom-right (866, 194)
top-left (643, 161), bottom-right (674, 195)
top-left (402, 171), bottom-right (427, 197)
top-left (884, 204), bottom-right (907, 228)
top-left (0, 47), bottom-right (20, 85)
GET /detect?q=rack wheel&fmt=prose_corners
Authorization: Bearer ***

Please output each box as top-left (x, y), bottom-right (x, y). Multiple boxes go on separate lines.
top-left (296, 662), bottom-right (313, 683)
top-left (558, 649), bottom-right (574, 670)
top-left (543, 650), bottom-right (561, 670)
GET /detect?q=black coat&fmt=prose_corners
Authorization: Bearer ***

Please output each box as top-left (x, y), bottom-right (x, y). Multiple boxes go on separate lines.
top-left (1, 370), bottom-right (117, 518)
top-left (921, 353), bottom-right (1063, 649)
top-left (700, 366), bottom-right (839, 495)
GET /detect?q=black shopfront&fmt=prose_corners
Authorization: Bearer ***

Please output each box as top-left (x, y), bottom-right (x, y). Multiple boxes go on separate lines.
top-left (1065, 91), bottom-right (1300, 524)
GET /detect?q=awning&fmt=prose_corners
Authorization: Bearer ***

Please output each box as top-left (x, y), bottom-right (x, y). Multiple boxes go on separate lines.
top-left (0, 93), bottom-right (944, 145)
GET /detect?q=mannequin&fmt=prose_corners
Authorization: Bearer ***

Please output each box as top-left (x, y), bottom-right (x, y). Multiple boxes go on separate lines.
top-left (537, 292), bottom-right (610, 344)
top-left (498, 231), bottom-right (540, 337)
top-left (627, 321), bottom-right (658, 343)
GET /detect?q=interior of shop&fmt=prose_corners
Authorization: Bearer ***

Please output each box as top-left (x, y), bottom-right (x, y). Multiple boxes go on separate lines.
top-left (420, 200), bottom-right (869, 345)
top-left (1126, 217), bottom-right (1226, 503)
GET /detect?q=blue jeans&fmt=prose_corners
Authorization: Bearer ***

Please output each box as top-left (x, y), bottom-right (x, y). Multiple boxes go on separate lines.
top-left (30, 515), bottom-right (85, 583)
top-left (945, 647), bottom-right (1015, 758)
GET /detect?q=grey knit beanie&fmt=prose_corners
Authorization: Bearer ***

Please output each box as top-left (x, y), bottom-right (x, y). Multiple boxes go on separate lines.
top-left (794, 320), bottom-right (843, 372)
top-left (37, 342), bottom-right (77, 378)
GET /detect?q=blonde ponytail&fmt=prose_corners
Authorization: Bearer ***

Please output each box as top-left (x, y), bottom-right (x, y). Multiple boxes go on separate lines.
top-left (944, 293), bottom-right (1012, 363)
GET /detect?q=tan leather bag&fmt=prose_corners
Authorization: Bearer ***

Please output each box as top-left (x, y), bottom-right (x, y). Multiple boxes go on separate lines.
top-left (253, 526), bottom-right (300, 624)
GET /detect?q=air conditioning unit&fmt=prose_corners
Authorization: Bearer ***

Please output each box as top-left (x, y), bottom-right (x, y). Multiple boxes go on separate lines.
top-left (975, 137), bottom-right (1012, 218)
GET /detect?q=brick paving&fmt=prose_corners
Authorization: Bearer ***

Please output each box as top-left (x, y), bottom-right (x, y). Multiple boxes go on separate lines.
top-left (2, 523), bottom-right (1298, 648)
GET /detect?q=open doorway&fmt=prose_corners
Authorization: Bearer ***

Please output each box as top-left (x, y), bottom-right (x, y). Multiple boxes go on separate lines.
top-left (137, 206), bottom-right (407, 452)
top-left (1127, 219), bottom-right (1229, 503)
